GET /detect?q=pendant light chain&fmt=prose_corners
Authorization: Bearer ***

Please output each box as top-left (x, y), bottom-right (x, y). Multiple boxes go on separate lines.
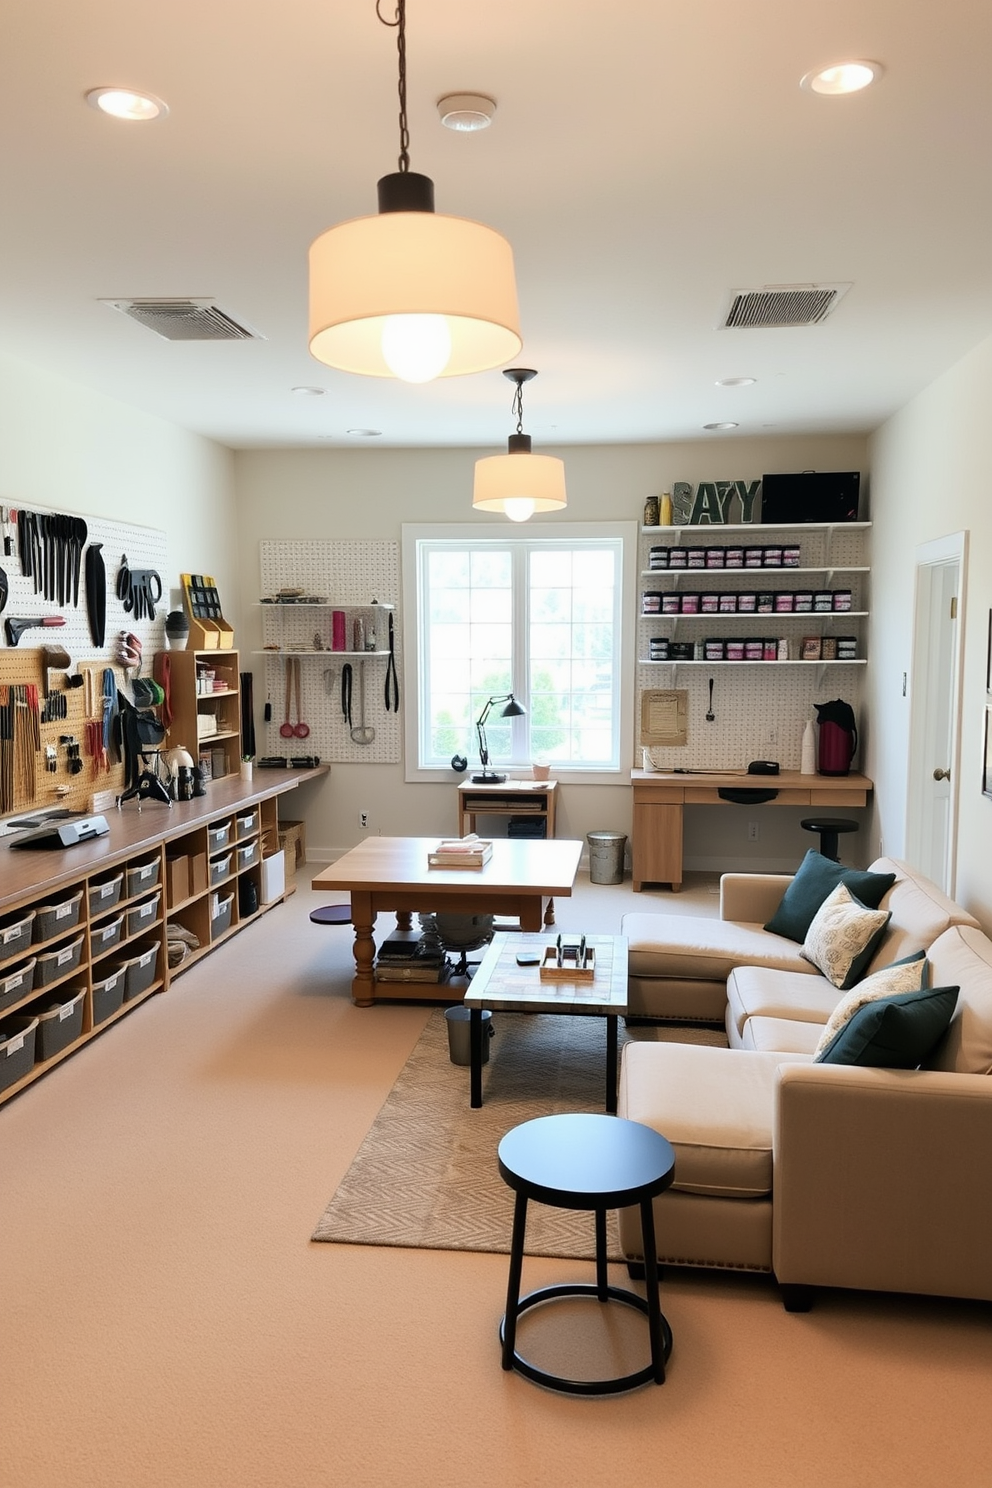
top-left (376, 0), bottom-right (410, 174)
top-left (512, 379), bottom-right (525, 434)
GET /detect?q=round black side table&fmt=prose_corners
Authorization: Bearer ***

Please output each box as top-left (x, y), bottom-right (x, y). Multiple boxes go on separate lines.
top-left (497, 1113), bottom-right (676, 1395)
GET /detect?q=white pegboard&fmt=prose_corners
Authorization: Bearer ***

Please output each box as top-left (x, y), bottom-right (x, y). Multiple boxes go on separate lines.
top-left (1, 503), bottom-right (167, 668)
top-left (635, 524), bottom-right (869, 770)
top-left (257, 541), bottom-right (400, 764)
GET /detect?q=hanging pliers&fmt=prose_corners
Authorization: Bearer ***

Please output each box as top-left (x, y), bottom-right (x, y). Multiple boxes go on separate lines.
top-left (384, 611), bottom-right (399, 712)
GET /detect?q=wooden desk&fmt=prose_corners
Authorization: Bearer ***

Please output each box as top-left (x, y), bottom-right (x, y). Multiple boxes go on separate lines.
top-left (311, 835), bottom-right (582, 1006)
top-left (630, 768), bottom-right (873, 893)
top-left (457, 779), bottom-right (557, 838)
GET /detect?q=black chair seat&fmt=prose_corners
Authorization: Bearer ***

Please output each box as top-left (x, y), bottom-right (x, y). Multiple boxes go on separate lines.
top-left (800, 817), bottom-right (859, 863)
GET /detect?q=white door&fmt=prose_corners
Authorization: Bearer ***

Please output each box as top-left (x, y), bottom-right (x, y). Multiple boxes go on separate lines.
top-left (905, 533), bottom-right (968, 894)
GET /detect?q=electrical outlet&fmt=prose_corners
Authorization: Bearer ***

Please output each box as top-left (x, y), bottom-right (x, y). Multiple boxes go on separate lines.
top-left (748, 821), bottom-right (759, 841)
top-left (767, 729), bottom-right (777, 746)
top-left (359, 811), bottom-right (369, 829)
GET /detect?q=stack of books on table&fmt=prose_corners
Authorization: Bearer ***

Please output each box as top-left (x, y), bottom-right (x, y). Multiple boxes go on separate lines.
top-left (375, 931), bottom-right (450, 984)
top-left (427, 835), bottom-right (494, 869)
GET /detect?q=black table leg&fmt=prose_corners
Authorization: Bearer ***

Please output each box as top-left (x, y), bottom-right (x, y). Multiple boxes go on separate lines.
top-left (501, 1191), bottom-right (528, 1370)
top-left (470, 1006), bottom-right (483, 1108)
top-left (639, 1197), bottom-right (666, 1384)
top-left (594, 1207), bottom-right (609, 1301)
top-left (606, 1013), bottom-right (619, 1113)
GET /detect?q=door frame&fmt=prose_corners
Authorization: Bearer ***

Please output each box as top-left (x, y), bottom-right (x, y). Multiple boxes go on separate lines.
top-left (905, 530), bottom-right (968, 896)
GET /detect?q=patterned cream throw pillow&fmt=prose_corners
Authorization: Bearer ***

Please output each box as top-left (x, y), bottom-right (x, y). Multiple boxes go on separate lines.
top-left (813, 952), bottom-right (928, 1059)
top-left (800, 881), bottom-right (891, 990)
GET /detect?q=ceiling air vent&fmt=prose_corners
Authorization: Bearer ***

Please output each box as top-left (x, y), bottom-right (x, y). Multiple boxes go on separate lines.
top-left (723, 283), bottom-right (851, 329)
top-left (101, 298), bottom-right (261, 341)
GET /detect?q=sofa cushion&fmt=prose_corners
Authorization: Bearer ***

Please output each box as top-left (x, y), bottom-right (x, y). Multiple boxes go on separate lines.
top-left (764, 850), bottom-right (896, 943)
top-left (726, 966), bottom-right (844, 1043)
top-left (812, 951), bottom-right (929, 1058)
top-left (800, 883), bottom-right (890, 989)
top-left (620, 1043), bottom-right (806, 1198)
top-left (740, 1017), bottom-right (822, 1055)
top-left (923, 925), bottom-right (992, 1075)
top-left (864, 857), bottom-right (981, 973)
top-left (815, 986), bottom-right (959, 1068)
top-left (623, 912), bottom-right (812, 983)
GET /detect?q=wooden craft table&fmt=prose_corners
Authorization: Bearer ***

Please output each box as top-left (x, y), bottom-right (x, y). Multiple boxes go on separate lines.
top-left (631, 768), bottom-right (873, 892)
top-left (311, 835), bottom-right (582, 1006)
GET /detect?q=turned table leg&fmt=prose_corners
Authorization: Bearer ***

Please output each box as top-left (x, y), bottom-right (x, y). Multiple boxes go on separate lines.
top-left (350, 892), bottom-right (377, 1006)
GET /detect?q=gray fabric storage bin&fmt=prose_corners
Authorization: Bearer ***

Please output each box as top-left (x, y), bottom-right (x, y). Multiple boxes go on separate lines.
top-left (236, 842), bottom-right (258, 871)
top-left (0, 957), bottom-right (36, 1019)
top-left (36, 987), bottom-right (86, 1060)
top-left (90, 913), bottom-right (125, 957)
top-left (92, 966), bottom-right (126, 1025)
top-left (207, 820), bottom-right (233, 853)
top-left (126, 891), bottom-right (161, 939)
top-left (125, 858), bottom-right (160, 898)
top-left (234, 810), bottom-right (259, 839)
top-left (209, 853), bottom-right (233, 887)
top-left (34, 935), bottom-right (84, 988)
top-left (88, 873), bottom-right (123, 916)
top-left (210, 893), bottom-right (235, 940)
top-left (0, 1016), bottom-right (38, 1093)
top-left (34, 890), bottom-right (83, 943)
top-left (115, 943), bottom-right (160, 1001)
top-left (0, 910), bottom-right (35, 967)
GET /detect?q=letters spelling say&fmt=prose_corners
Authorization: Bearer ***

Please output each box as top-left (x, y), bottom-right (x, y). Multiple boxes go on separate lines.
top-left (671, 480), bottom-right (761, 525)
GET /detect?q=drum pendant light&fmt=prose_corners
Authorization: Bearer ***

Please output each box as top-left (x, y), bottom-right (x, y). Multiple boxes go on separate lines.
top-left (308, 0), bottom-right (522, 382)
top-left (473, 369), bottom-right (567, 522)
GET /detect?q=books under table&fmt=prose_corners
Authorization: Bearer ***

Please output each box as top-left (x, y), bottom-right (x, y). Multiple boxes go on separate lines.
top-left (428, 834), bottom-right (494, 869)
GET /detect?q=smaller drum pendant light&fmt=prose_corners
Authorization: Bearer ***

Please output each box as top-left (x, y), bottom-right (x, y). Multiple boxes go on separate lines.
top-left (473, 369), bottom-right (567, 522)
top-left (308, 0), bottom-right (521, 382)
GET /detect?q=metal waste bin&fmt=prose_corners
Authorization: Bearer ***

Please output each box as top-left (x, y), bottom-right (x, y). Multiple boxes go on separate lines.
top-left (445, 1006), bottom-right (492, 1066)
top-left (587, 830), bottom-right (627, 885)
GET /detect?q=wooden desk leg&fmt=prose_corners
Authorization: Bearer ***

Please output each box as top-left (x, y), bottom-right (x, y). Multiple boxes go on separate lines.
top-left (544, 897), bottom-right (555, 927)
top-left (350, 892), bottom-right (377, 1007)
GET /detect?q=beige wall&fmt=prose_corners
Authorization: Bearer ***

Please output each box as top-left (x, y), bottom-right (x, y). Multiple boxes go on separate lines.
top-left (868, 331), bottom-right (992, 925)
top-left (234, 433), bottom-right (868, 864)
top-left (0, 351), bottom-right (238, 622)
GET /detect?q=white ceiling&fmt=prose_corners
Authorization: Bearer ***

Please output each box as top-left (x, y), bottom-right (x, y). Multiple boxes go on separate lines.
top-left (3, 0), bottom-right (992, 451)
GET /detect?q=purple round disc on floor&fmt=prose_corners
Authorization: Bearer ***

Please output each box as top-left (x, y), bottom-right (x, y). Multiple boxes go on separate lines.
top-left (309, 905), bottom-right (351, 925)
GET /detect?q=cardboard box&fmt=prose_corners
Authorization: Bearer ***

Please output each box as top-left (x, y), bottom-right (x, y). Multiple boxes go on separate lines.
top-left (189, 853), bottom-right (209, 896)
top-left (260, 851), bottom-right (286, 904)
top-left (166, 855), bottom-right (190, 907)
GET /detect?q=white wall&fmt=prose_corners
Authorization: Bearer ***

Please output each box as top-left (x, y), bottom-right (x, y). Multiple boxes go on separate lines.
top-left (0, 351), bottom-right (238, 623)
top-left (868, 331), bottom-right (992, 925)
top-left (234, 433), bottom-right (868, 864)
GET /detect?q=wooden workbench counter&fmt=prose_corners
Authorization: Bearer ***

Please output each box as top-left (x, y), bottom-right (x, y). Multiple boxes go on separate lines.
top-left (630, 768), bottom-right (873, 892)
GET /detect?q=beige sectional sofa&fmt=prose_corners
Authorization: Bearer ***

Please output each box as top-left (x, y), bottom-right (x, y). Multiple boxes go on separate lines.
top-left (617, 858), bottom-right (992, 1307)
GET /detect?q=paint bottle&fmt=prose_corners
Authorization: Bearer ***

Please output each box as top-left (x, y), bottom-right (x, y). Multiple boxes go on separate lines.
top-left (801, 720), bottom-right (816, 775)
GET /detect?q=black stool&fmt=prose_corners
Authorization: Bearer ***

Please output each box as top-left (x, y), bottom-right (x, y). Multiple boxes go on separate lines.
top-left (309, 904), bottom-right (351, 926)
top-left (497, 1113), bottom-right (675, 1395)
top-left (800, 817), bottom-right (859, 863)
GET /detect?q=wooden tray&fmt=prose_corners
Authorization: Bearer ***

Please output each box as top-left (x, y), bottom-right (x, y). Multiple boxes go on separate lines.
top-left (539, 946), bottom-right (596, 982)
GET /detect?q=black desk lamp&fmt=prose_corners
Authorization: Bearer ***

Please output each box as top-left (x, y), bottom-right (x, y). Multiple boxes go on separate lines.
top-left (473, 693), bottom-right (526, 783)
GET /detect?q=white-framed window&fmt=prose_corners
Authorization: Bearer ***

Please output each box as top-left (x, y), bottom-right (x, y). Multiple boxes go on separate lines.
top-left (402, 522), bottom-right (637, 782)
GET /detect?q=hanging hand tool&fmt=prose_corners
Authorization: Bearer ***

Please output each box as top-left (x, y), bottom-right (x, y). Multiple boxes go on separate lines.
top-left (280, 659), bottom-right (296, 739)
top-left (85, 542), bottom-right (107, 647)
top-left (0, 567), bottom-right (7, 614)
top-left (292, 657), bottom-right (310, 738)
top-left (4, 614), bottom-right (66, 647)
top-left (384, 611), bottom-right (399, 712)
top-left (341, 663), bottom-right (353, 726)
top-left (351, 660), bottom-right (375, 745)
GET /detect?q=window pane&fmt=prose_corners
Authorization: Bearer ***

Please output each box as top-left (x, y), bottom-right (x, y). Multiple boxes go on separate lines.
top-left (429, 550), bottom-right (470, 588)
top-left (470, 549), bottom-right (511, 587)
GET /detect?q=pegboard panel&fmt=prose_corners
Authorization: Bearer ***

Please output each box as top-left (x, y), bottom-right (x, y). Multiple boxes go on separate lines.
top-left (635, 523), bottom-right (870, 771)
top-left (257, 541), bottom-right (401, 764)
top-left (2, 503), bottom-right (167, 668)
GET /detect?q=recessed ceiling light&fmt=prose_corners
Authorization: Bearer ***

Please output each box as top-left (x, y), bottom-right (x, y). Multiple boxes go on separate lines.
top-left (703, 422), bottom-right (739, 431)
top-left (346, 428), bottom-right (383, 438)
top-left (716, 377), bottom-right (756, 387)
top-left (85, 87), bottom-right (168, 121)
top-left (800, 61), bottom-right (883, 95)
top-left (291, 386), bottom-right (326, 396)
top-left (437, 94), bottom-right (497, 132)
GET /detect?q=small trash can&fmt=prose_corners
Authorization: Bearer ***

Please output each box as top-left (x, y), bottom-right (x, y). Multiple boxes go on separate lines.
top-left (445, 1006), bottom-right (493, 1066)
top-left (587, 830), bottom-right (627, 885)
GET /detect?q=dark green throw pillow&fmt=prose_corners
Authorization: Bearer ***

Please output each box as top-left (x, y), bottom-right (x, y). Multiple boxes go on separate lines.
top-left (764, 851), bottom-right (896, 943)
top-left (815, 986), bottom-right (959, 1068)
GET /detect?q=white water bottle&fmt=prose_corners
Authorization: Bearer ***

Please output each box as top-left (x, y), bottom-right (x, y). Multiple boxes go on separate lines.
top-left (801, 719), bottom-right (816, 775)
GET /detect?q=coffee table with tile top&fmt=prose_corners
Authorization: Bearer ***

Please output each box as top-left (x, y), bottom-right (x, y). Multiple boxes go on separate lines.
top-left (463, 933), bottom-right (628, 1111)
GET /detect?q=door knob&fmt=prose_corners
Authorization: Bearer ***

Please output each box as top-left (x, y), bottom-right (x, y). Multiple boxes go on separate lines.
top-left (933, 767), bottom-right (950, 782)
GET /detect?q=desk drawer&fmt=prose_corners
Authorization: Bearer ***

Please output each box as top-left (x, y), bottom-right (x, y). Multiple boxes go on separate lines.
top-left (632, 785), bottom-right (683, 804)
top-left (809, 788), bottom-right (866, 807)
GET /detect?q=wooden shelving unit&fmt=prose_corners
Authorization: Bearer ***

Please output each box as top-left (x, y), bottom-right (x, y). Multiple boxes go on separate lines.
top-left (165, 648), bottom-right (242, 781)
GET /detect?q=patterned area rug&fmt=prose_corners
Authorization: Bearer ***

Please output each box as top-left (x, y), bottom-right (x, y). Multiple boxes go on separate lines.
top-left (312, 1009), bottom-right (725, 1260)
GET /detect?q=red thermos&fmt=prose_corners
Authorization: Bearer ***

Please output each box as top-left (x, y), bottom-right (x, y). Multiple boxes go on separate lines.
top-left (815, 699), bottom-right (857, 776)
